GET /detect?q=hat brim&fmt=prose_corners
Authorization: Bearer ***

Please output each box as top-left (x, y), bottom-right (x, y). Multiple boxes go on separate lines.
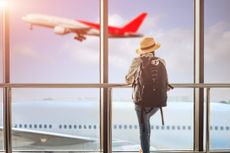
top-left (136, 42), bottom-right (160, 55)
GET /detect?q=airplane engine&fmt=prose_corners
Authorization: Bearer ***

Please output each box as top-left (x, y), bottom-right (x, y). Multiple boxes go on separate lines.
top-left (54, 26), bottom-right (69, 35)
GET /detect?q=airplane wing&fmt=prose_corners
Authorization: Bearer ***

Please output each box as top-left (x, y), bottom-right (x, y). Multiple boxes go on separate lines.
top-left (49, 23), bottom-right (92, 41)
top-left (55, 24), bottom-right (92, 41)
top-left (1, 128), bottom-right (95, 146)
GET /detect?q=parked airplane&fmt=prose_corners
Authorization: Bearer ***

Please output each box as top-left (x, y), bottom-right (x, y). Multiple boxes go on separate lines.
top-left (22, 12), bottom-right (147, 42)
top-left (0, 101), bottom-right (229, 152)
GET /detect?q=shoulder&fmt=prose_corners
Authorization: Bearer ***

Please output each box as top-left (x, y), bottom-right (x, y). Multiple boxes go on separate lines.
top-left (156, 57), bottom-right (166, 66)
top-left (131, 57), bottom-right (142, 65)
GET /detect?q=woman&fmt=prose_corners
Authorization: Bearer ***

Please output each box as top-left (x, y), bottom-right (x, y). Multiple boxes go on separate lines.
top-left (125, 36), bottom-right (168, 153)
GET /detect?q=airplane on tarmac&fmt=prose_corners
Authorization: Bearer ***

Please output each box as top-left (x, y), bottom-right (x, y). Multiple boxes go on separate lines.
top-left (22, 12), bottom-right (147, 42)
top-left (0, 101), bottom-right (229, 152)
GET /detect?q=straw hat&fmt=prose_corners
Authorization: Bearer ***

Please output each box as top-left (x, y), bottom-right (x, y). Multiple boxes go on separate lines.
top-left (136, 37), bottom-right (160, 55)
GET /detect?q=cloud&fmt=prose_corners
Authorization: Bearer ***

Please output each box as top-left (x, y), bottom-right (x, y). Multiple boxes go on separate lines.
top-left (61, 37), bottom-right (99, 64)
top-left (205, 22), bottom-right (230, 63)
top-left (11, 44), bottom-right (58, 65)
top-left (156, 28), bottom-right (194, 82)
top-left (12, 45), bottom-right (41, 59)
top-left (108, 14), bottom-right (125, 26)
top-left (140, 15), bottom-right (159, 34)
top-left (204, 22), bottom-right (230, 83)
top-left (95, 13), bottom-right (125, 26)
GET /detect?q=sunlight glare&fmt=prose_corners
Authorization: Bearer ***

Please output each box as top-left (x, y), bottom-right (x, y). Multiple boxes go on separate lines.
top-left (0, 0), bottom-right (7, 8)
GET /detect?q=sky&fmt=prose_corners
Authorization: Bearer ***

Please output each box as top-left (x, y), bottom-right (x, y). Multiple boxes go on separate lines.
top-left (0, 0), bottom-right (230, 101)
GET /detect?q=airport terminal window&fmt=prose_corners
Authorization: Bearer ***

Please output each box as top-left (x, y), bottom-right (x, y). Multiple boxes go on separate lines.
top-left (3, 0), bottom-right (227, 152)
top-left (6, 0), bottom-right (100, 151)
top-left (10, 0), bottom-right (100, 150)
top-left (10, 0), bottom-right (99, 83)
top-left (110, 0), bottom-right (194, 151)
top-left (205, 1), bottom-right (230, 150)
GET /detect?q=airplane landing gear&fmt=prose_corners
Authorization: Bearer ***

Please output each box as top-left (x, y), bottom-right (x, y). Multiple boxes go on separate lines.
top-left (74, 34), bottom-right (86, 42)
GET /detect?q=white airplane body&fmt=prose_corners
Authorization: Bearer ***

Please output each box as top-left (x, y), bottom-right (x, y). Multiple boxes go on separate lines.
top-left (22, 13), bottom-right (147, 41)
top-left (0, 101), bottom-right (229, 151)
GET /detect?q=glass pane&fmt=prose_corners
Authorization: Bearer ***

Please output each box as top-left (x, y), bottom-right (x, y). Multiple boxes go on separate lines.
top-left (10, 0), bottom-right (99, 83)
top-left (109, 0), bottom-right (194, 151)
top-left (204, 89), bottom-right (230, 150)
top-left (0, 89), bottom-right (3, 151)
top-left (0, 9), bottom-right (3, 82)
top-left (204, 0), bottom-right (230, 151)
top-left (12, 88), bottom-right (100, 151)
top-left (109, 0), bottom-right (194, 84)
top-left (112, 88), bottom-right (194, 151)
top-left (204, 0), bottom-right (230, 83)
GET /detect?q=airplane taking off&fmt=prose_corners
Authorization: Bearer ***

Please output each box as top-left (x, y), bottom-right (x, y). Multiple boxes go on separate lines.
top-left (22, 12), bottom-right (147, 41)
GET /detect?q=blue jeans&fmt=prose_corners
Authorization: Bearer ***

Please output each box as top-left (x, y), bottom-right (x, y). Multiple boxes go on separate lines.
top-left (135, 105), bottom-right (159, 153)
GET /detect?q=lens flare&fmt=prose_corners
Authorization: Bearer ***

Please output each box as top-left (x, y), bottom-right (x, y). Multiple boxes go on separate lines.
top-left (0, 0), bottom-right (7, 8)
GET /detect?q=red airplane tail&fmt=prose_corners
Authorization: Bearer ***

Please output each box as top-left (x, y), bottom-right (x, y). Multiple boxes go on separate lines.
top-left (122, 12), bottom-right (147, 33)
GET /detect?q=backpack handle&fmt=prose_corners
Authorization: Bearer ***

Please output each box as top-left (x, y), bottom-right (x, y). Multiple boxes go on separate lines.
top-left (168, 84), bottom-right (174, 90)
